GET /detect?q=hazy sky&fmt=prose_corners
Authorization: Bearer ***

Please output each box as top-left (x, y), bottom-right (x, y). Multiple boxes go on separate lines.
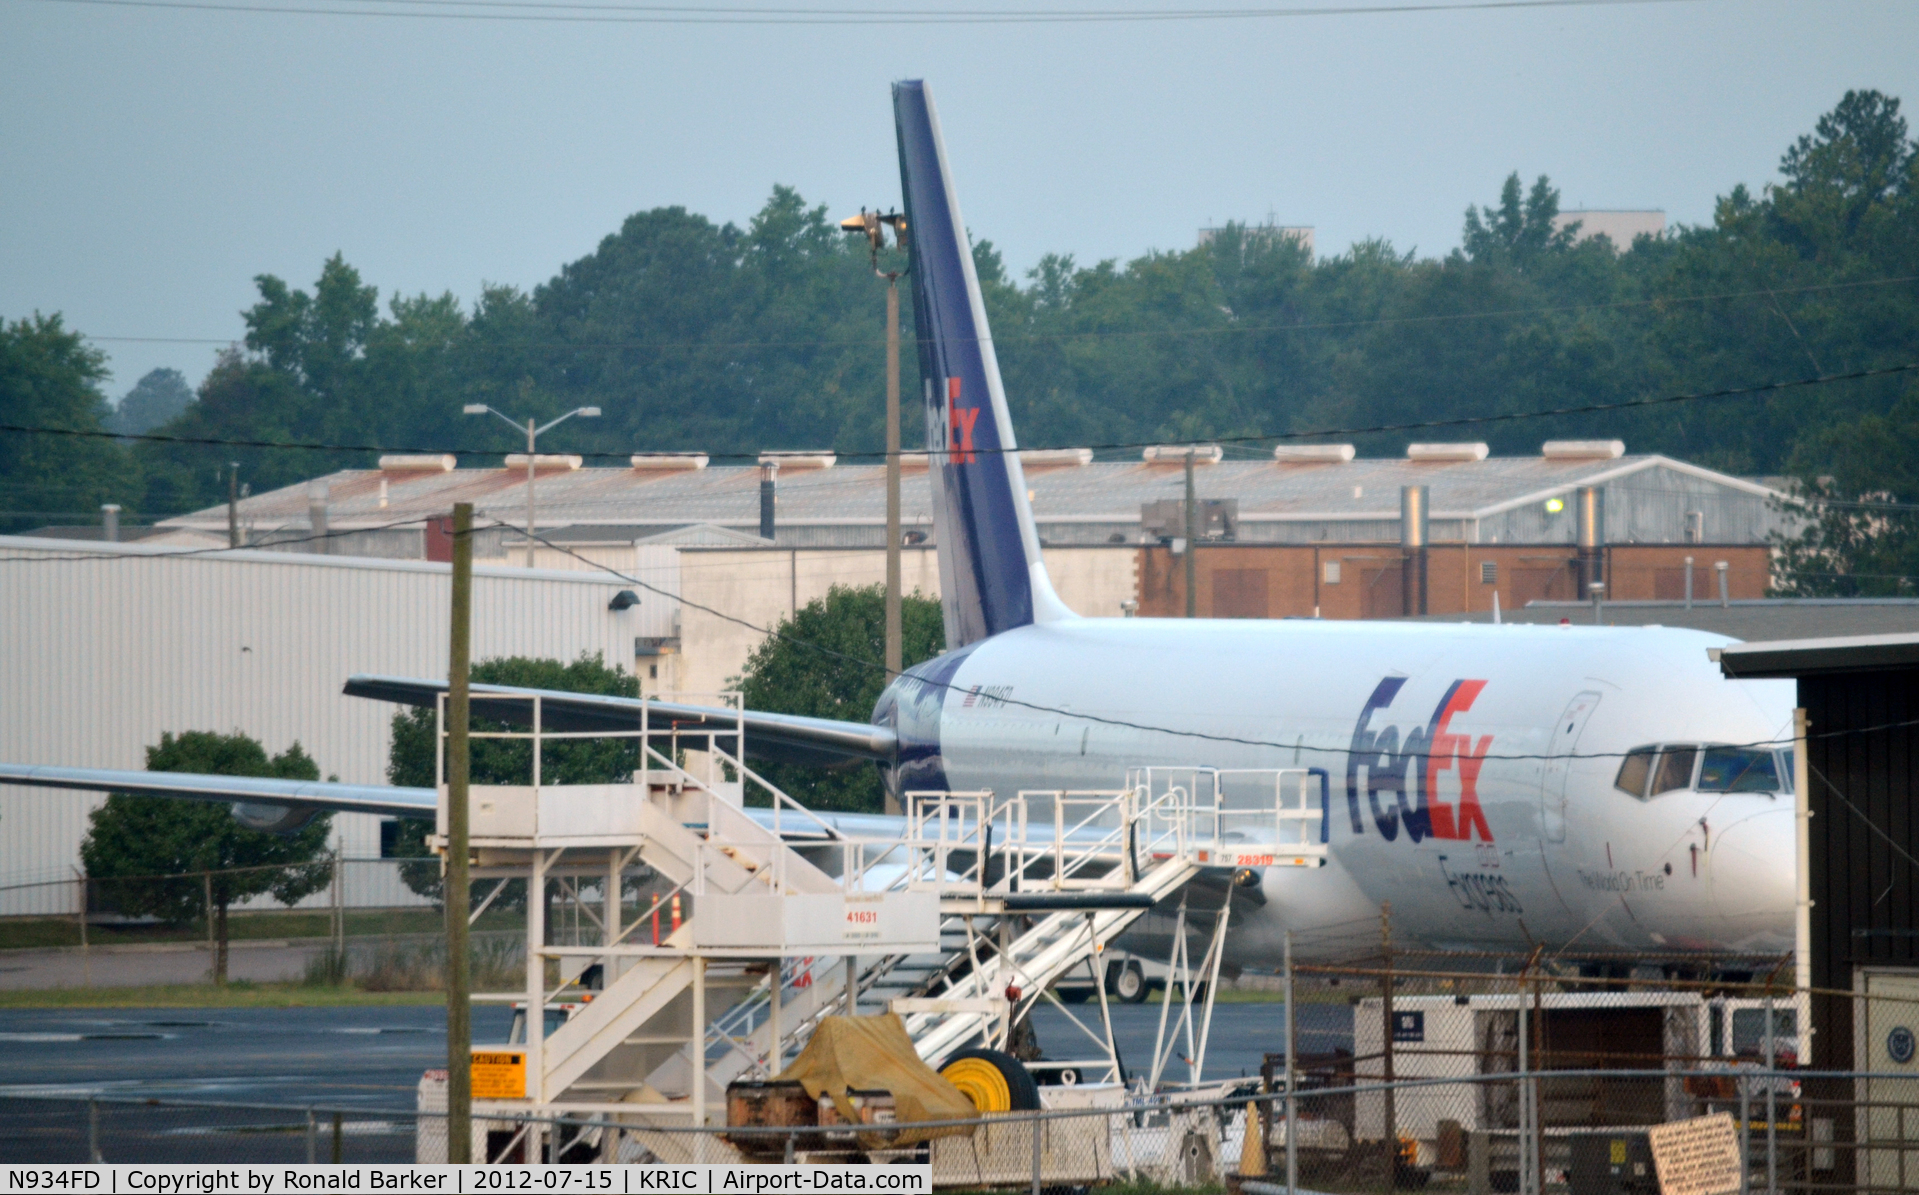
top-left (4, 0), bottom-right (1917, 395)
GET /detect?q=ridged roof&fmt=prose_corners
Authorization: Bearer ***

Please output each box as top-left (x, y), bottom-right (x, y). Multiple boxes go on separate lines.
top-left (162, 450), bottom-right (1785, 539)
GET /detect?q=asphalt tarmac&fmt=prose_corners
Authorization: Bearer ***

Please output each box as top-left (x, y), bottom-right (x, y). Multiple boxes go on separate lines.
top-left (0, 1006), bottom-right (514, 1165)
top-left (0, 999), bottom-right (1346, 1107)
top-left (1027, 999), bottom-right (1354, 1084)
top-left (0, 998), bottom-right (1355, 1162)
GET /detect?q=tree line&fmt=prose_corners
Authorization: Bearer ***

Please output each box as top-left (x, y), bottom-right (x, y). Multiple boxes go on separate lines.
top-left (4, 90), bottom-right (1917, 588)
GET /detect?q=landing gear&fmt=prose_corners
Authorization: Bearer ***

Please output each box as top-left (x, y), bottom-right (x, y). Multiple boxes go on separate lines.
top-left (939, 1048), bottom-right (1042, 1113)
top-left (1107, 959), bottom-right (1149, 1003)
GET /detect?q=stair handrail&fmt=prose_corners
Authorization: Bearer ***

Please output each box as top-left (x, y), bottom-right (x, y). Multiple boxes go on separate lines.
top-left (705, 742), bottom-right (841, 843)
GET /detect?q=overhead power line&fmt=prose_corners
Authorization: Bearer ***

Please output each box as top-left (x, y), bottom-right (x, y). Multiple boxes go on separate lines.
top-left (2, 362), bottom-right (1915, 463)
top-left (9, 509), bottom-right (1919, 764)
top-left (24, 0), bottom-right (1707, 26)
top-left (499, 514), bottom-right (1919, 765)
top-left (75, 274), bottom-right (1919, 350)
top-left (0, 515), bottom-right (434, 564)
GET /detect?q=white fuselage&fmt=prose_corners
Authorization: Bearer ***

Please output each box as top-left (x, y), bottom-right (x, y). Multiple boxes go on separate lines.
top-left (906, 617), bottom-right (1797, 962)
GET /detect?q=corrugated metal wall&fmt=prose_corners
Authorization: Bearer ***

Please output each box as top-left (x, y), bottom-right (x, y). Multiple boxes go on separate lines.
top-left (0, 538), bottom-right (647, 915)
top-left (1482, 467), bottom-right (1791, 545)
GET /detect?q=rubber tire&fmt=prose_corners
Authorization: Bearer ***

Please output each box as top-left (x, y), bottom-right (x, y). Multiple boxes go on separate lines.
top-left (940, 1047), bottom-right (1042, 1112)
top-left (1109, 960), bottom-right (1149, 1004)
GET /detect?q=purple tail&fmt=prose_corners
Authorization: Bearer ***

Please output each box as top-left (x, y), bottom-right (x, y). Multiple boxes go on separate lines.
top-left (893, 80), bottom-right (1074, 648)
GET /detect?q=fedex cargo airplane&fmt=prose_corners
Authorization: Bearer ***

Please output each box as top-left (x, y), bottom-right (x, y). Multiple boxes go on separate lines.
top-left (0, 81), bottom-right (1796, 964)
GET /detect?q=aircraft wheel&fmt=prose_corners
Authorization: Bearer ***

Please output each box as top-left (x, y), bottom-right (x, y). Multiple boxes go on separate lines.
top-left (1108, 960), bottom-right (1149, 1004)
top-left (940, 1048), bottom-right (1041, 1113)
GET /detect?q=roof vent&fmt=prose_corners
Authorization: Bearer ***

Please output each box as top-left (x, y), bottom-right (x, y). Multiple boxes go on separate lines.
top-left (1406, 442), bottom-right (1489, 462)
top-left (1541, 440), bottom-right (1625, 460)
top-left (1020, 448), bottom-right (1093, 468)
top-left (757, 451), bottom-right (835, 470)
top-left (379, 454), bottom-right (456, 473)
top-left (630, 453), bottom-right (708, 470)
top-left (504, 453), bottom-right (583, 471)
top-left (1142, 445), bottom-right (1223, 465)
top-left (1273, 444), bottom-right (1355, 463)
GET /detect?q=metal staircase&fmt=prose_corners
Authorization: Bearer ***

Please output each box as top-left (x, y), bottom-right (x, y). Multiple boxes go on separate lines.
top-left (421, 691), bottom-right (1325, 1161)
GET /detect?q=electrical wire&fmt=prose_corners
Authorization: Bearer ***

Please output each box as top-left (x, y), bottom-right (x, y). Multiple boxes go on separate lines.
top-left (73, 274), bottom-right (1919, 350)
top-left (0, 514), bottom-right (435, 564)
top-left (1807, 760), bottom-right (1919, 879)
top-left (20, 0), bottom-right (1709, 26)
top-left (494, 515), bottom-right (1919, 765)
top-left (5, 360), bottom-right (1915, 463)
top-left (10, 507), bottom-right (1919, 769)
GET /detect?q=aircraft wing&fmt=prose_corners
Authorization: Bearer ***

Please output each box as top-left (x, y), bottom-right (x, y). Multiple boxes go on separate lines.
top-left (343, 675), bottom-right (896, 769)
top-left (0, 762), bottom-right (436, 818)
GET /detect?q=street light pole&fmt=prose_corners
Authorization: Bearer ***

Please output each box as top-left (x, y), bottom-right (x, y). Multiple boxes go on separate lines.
top-left (841, 210), bottom-right (909, 812)
top-left (525, 418), bottom-right (537, 568)
top-left (463, 404), bottom-right (601, 568)
top-left (885, 276), bottom-right (902, 681)
top-left (1185, 450), bottom-right (1198, 618)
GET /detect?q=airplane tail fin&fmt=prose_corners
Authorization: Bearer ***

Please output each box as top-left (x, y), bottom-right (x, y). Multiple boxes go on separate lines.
top-left (893, 80), bottom-right (1075, 649)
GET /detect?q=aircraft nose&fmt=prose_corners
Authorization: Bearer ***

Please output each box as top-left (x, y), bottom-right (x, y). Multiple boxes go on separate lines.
top-left (1710, 808), bottom-right (1794, 931)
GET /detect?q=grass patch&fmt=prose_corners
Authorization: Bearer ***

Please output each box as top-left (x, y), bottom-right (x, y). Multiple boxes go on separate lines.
top-left (0, 982), bottom-right (447, 1009)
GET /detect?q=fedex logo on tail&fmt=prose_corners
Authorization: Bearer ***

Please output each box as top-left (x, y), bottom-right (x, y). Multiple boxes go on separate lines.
top-left (1344, 677), bottom-right (1495, 844)
top-left (929, 377), bottom-right (980, 465)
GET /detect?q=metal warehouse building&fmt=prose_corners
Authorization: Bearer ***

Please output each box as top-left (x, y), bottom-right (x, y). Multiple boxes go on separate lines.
top-left (124, 437), bottom-right (1793, 633)
top-left (144, 439), bottom-right (1793, 556)
top-left (0, 537), bottom-right (661, 915)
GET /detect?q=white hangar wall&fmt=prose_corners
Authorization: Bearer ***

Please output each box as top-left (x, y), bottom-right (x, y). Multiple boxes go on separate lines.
top-left (0, 538), bottom-right (653, 915)
top-left (675, 545), bottom-right (1139, 697)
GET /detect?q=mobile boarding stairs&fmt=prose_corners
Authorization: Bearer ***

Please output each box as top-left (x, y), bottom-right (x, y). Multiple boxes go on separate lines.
top-left (417, 692), bottom-right (1326, 1155)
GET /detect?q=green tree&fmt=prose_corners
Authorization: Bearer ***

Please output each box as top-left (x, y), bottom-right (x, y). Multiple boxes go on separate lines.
top-left (1461, 173), bottom-right (1579, 264)
top-left (38, 91), bottom-right (1900, 546)
top-left (386, 654), bottom-right (638, 897)
top-left (734, 584), bottom-right (944, 813)
top-left (0, 313), bottom-right (139, 533)
top-left (110, 368), bottom-right (194, 436)
top-left (1774, 380), bottom-right (1919, 595)
top-left (80, 731), bottom-right (335, 983)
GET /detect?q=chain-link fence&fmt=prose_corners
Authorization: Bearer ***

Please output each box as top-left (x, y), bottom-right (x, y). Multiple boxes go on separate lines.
top-left (0, 857), bottom-right (535, 990)
top-left (8, 934), bottom-right (1919, 1190)
top-left (5, 1070), bottom-right (1918, 1190)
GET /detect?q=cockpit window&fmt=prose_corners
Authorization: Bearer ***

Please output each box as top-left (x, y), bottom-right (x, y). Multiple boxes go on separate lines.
top-left (1650, 746), bottom-right (1698, 796)
top-left (1698, 746), bottom-right (1781, 793)
top-left (1614, 747), bottom-right (1655, 798)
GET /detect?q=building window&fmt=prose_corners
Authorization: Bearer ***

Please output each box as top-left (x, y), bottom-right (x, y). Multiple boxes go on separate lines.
top-left (1480, 561), bottom-right (1498, 585)
top-left (1323, 561), bottom-right (1341, 584)
top-left (648, 664), bottom-right (658, 679)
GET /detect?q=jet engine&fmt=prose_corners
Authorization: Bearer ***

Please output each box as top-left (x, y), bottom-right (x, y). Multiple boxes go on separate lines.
top-left (230, 801), bottom-right (321, 834)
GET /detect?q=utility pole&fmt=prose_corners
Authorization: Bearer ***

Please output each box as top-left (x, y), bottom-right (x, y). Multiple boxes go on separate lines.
top-left (445, 502), bottom-right (474, 1164)
top-left (227, 464), bottom-right (241, 548)
top-left (1381, 903), bottom-right (1396, 1188)
top-left (1184, 450), bottom-right (1198, 618)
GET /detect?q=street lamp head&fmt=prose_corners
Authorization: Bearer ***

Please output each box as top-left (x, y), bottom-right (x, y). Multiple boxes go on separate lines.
top-left (578, 407), bottom-right (602, 418)
top-left (462, 404), bottom-right (489, 415)
top-left (840, 209), bottom-right (907, 254)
